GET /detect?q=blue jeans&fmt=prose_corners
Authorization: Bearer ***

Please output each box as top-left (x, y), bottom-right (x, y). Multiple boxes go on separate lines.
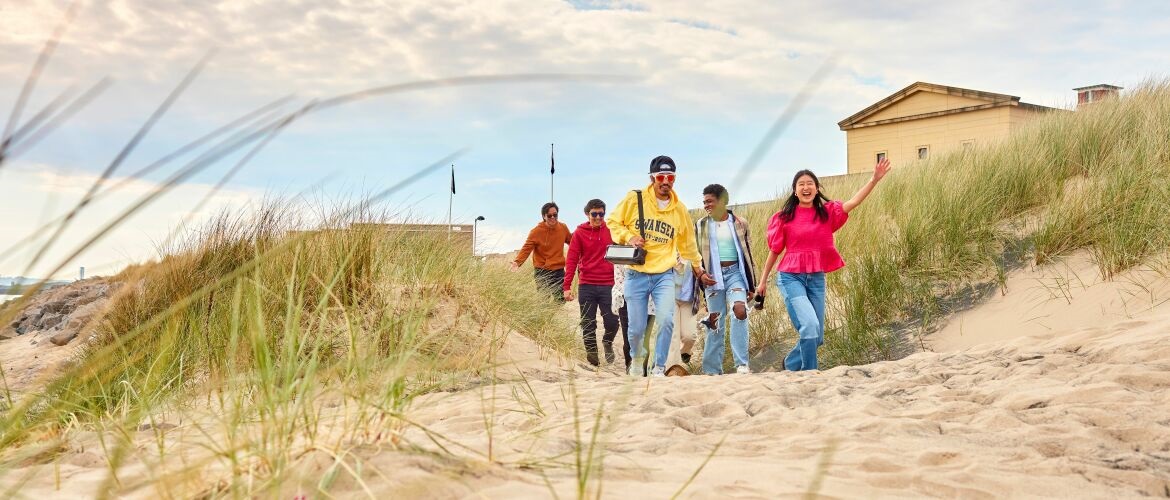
top-left (779, 272), bottom-right (826, 371)
top-left (702, 263), bottom-right (750, 374)
top-left (625, 268), bottom-right (676, 370)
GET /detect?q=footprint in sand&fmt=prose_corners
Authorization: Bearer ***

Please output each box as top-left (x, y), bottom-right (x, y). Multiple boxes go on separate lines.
top-left (859, 456), bottom-right (906, 473)
top-left (662, 390), bottom-right (722, 408)
top-left (916, 449), bottom-right (966, 467)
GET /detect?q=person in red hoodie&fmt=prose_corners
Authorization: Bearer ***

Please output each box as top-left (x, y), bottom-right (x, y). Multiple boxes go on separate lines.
top-left (563, 198), bottom-right (619, 366)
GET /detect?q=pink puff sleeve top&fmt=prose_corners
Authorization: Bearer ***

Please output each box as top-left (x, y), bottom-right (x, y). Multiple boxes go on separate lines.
top-left (765, 200), bottom-right (849, 273)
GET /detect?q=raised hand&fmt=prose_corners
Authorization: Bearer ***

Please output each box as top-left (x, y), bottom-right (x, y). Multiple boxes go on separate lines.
top-left (872, 157), bottom-right (891, 182)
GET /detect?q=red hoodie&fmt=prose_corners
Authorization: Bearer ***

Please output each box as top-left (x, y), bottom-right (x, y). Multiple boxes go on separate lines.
top-left (563, 221), bottom-right (615, 290)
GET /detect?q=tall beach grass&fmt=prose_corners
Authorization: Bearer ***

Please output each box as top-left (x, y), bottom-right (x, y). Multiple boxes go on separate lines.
top-left (0, 200), bottom-right (579, 496)
top-left (724, 79), bottom-right (1170, 370)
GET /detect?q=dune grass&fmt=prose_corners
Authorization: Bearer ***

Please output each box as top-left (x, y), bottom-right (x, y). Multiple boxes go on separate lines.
top-left (723, 79), bottom-right (1170, 370)
top-left (0, 201), bottom-right (579, 496)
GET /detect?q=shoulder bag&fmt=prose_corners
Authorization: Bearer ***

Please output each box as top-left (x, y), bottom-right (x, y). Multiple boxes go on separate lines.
top-left (604, 190), bottom-right (648, 265)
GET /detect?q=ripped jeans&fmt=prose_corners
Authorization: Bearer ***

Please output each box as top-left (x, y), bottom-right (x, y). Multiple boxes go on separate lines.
top-left (701, 263), bottom-right (750, 374)
top-left (779, 272), bottom-right (826, 371)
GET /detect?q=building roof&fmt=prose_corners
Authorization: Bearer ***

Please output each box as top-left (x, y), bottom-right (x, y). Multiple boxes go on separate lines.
top-left (838, 81), bottom-right (1061, 131)
top-left (1072, 84), bottom-right (1123, 91)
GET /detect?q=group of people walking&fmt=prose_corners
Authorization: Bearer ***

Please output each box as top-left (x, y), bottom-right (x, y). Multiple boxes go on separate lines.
top-left (511, 154), bottom-right (891, 376)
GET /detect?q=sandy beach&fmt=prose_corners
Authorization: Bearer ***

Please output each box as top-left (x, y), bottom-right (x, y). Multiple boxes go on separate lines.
top-left (374, 311), bottom-right (1170, 498)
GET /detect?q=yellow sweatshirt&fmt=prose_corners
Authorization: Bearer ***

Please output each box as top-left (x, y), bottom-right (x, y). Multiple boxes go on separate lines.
top-left (605, 185), bottom-right (704, 275)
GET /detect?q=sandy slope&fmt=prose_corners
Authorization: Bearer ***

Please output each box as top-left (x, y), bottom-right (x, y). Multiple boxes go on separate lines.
top-left (931, 251), bottom-right (1170, 352)
top-left (350, 314), bottom-right (1169, 499)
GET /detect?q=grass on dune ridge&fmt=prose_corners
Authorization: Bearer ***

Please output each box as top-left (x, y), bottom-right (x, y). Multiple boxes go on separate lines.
top-left (725, 78), bottom-right (1170, 369)
top-left (0, 200), bottom-right (579, 496)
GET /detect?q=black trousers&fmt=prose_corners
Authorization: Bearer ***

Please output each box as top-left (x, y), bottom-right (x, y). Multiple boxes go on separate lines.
top-left (578, 284), bottom-right (618, 365)
top-left (618, 304), bottom-right (631, 368)
top-left (534, 268), bottom-right (565, 302)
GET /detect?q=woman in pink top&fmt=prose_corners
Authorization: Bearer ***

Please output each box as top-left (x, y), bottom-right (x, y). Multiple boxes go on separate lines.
top-left (756, 159), bottom-right (891, 370)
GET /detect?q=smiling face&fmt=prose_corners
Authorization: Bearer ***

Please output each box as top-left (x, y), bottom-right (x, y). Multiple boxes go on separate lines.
top-left (651, 172), bottom-right (675, 200)
top-left (794, 174), bottom-right (819, 207)
top-left (586, 208), bottom-right (605, 228)
top-left (702, 192), bottom-right (727, 219)
top-left (543, 207), bottom-right (559, 227)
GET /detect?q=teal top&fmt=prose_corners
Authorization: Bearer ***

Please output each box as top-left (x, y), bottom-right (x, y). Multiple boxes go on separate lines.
top-left (715, 218), bottom-right (737, 262)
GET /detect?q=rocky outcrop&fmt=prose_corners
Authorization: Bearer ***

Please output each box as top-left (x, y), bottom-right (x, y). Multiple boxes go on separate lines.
top-left (2, 279), bottom-right (118, 346)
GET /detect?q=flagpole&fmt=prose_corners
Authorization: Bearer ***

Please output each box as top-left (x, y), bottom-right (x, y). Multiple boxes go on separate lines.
top-left (448, 163), bottom-right (454, 240)
top-left (550, 143), bottom-right (555, 202)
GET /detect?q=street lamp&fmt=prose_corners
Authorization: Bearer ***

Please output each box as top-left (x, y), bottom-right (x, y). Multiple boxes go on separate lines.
top-left (473, 216), bottom-right (485, 256)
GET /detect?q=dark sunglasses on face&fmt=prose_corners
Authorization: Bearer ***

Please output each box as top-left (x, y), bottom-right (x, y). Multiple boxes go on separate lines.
top-left (545, 213), bottom-right (558, 219)
top-left (653, 173), bottom-right (676, 183)
top-left (588, 211), bottom-right (605, 218)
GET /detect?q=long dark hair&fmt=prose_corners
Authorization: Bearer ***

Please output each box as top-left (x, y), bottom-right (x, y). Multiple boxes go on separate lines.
top-left (778, 169), bottom-right (829, 223)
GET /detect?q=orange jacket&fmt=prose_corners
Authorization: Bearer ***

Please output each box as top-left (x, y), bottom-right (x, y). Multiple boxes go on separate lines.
top-left (514, 221), bottom-right (572, 270)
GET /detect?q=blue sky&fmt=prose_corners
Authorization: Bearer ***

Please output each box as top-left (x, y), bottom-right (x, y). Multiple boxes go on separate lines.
top-left (2, 0), bottom-right (1168, 278)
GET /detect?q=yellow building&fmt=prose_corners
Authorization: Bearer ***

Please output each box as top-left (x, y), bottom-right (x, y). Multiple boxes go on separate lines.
top-left (838, 82), bottom-right (1062, 174)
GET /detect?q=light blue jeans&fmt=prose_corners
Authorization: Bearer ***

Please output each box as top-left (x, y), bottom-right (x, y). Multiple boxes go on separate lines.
top-left (625, 268), bottom-right (676, 370)
top-left (702, 263), bottom-right (750, 374)
top-left (779, 272), bottom-right (826, 371)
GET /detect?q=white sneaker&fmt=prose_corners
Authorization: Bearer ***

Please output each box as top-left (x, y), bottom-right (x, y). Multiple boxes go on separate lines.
top-left (629, 355), bottom-right (647, 377)
top-left (651, 366), bottom-right (666, 377)
top-left (736, 365), bottom-right (751, 374)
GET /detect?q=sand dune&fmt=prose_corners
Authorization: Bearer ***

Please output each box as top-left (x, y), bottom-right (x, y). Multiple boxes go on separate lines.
top-left (328, 313), bottom-right (1170, 498)
top-left (931, 251), bottom-right (1170, 352)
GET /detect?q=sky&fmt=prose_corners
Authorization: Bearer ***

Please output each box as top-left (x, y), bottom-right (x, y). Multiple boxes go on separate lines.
top-left (1, 0), bottom-right (1168, 278)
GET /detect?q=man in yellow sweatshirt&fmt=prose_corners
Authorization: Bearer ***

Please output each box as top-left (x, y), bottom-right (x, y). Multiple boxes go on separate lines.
top-left (606, 155), bottom-right (714, 377)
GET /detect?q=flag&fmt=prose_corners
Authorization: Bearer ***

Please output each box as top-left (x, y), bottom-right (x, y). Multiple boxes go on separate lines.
top-left (450, 164), bottom-right (455, 194)
top-left (550, 144), bottom-right (555, 175)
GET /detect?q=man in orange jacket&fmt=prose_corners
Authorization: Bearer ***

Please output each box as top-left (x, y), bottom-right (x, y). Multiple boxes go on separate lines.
top-left (511, 202), bottom-right (573, 302)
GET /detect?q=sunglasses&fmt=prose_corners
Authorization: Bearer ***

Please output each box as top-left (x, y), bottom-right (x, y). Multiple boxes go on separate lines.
top-left (545, 213), bottom-right (559, 219)
top-left (588, 211), bottom-right (605, 218)
top-left (653, 173), bottom-right (676, 183)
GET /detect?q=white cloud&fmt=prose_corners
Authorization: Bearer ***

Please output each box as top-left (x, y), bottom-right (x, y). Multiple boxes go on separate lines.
top-left (4, 0), bottom-right (1162, 128)
top-left (0, 161), bottom-right (261, 279)
top-left (476, 225), bottom-right (529, 256)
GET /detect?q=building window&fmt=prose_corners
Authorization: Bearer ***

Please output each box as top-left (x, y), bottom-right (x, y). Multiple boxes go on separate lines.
top-left (917, 146), bottom-right (929, 160)
top-left (876, 151), bottom-right (887, 163)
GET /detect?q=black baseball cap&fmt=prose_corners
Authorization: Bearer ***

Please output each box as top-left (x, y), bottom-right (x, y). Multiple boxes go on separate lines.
top-left (649, 155), bottom-right (676, 173)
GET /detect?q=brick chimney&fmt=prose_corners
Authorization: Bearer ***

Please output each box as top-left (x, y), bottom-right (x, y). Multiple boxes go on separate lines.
top-left (1074, 84), bottom-right (1122, 109)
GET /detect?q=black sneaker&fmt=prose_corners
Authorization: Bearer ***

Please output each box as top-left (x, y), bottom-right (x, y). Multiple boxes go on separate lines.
top-left (681, 352), bottom-right (691, 364)
top-left (603, 341), bottom-right (615, 364)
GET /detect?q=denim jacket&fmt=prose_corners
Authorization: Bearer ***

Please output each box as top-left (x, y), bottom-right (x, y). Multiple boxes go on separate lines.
top-left (694, 210), bottom-right (758, 294)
